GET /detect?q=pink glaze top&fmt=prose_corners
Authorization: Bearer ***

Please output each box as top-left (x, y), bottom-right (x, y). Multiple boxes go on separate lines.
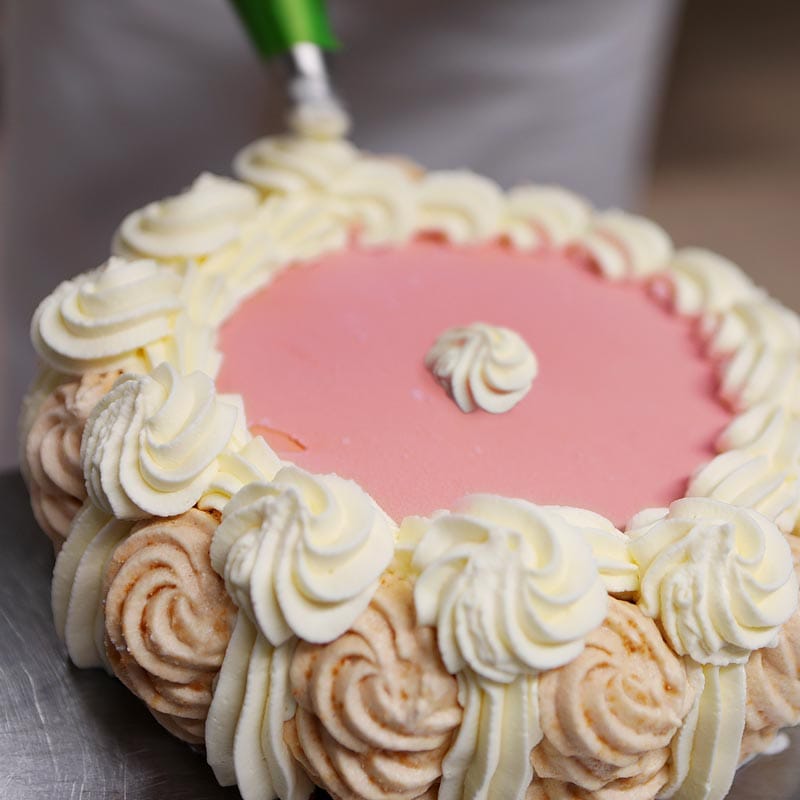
top-left (217, 240), bottom-right (731, 526)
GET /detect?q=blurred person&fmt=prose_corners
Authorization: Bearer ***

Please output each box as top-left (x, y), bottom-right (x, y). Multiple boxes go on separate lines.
top-left (0, 0), bottom-right (680, 470)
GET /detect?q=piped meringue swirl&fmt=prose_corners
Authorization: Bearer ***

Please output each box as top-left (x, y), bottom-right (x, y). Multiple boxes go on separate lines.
top-left (32, 257), bottom-right (184, 374)
top-left (407, 495), bottom-right (608, 683)
top-left (25, 370), bottom-right (121, 546)
top-left (529, 597), bottom-right (697, 800)
top-left (425, 323), bottom-right (538, 414)
top-left (115, 173), bottom-right (259, 261)
top-left (81, 363), bottom-right (239, 519)
top-left (104, 508), bottom-right (236, 744)
top-left (210, 467), bottom-right (396, 646)
top-left (285, 574), bottom-right (462, 800)
top-left (628, 497), bottom-right (799, 666)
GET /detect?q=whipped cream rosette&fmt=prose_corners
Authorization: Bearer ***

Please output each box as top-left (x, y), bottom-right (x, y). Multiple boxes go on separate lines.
top-left (115, 172), bottom-right (260, 261)
top-left (425, 323), bottom-right (538, 415)
top-left (32, 257), bottom-right (185, 375)
top-left (81, 363), bottom-right (240, 519)
top-left (407, 495), bottom-right (610, 682)
top-left (210, 466), bottom-right (395, 646)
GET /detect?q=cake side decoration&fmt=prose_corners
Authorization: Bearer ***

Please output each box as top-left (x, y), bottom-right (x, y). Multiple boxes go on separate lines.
top-left (51, 501), bottom-right (133, 669)
top-left (81, 363), bottom-right (240, 519)
top-left (741, 534), bottom-right (800, 761)
top-left (529, 597), bottom-right (698, 799)
top-left (103, 508), bottom-right (236, 744)
top-left (25, 369), bottom-right (122, 547)
top-left (627, 498), bottom-right (799, 799)
top-left (205, 616), bottom-right (312, 800)
top-left (286, 574), bottom-right (462, 800)
top-left (425, 323), bottom-right (538, 415)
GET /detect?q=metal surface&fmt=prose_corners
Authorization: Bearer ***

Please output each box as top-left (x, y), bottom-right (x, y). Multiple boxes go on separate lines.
top-left (1, 468), bottom-right (800, 799)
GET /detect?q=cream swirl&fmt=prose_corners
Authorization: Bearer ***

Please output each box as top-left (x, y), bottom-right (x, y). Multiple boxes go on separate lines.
top-left (576, 211), bottom-right (673, 281)
top-left (205, 616), bottom-right (312, 800)
top-left (416, 171), bottom-right (504, 244)
top-left (718, 342), bottom-right (800, 413)
top-left (503, 186), bottom-right (591, 250)
top-left (104, 509), bottom-right (236, 744)
top-left (25, 370), bottom-right (121, 546)
top-left (333, 159), bottom-right (417, 246)
top-left (210, 466), bottom-right (396, 645)
top-left (529, 598), bottom-right (697, 800)
top-left (51, 501), bottom-right (132, 669)
top-left (425, 323), bottom-right (538, 414)
top-left (286, 574), bottom-right (462, 800)
top-left (234, 135), bottom-right (357, 193)
top-left (701, 297), bottom-right (800, 359)
top-left (654, 248), bottom-right (760, 317)
top-left (439, 670), bottom-right (541, 800)
top-left (407, 495), bottom-right (608, 683)
top-left (115, 173), bottom-right (259, 260)
top-left (628, 498), bottom-right (799, 665)
top-left (543, 506), bottom-right (638, 596)
top-left (689, 404), bottom-right (800, 532)
top-left (32, 257), bottom-right (184, 375)
top-left (203, 193), bottom-right (346, 302)
top-left (199, 435), bottom-right (281, 514)
top-left (81, 363), bottom-right (239, 519)
top-left (142, 315), bottom-right (223, 380)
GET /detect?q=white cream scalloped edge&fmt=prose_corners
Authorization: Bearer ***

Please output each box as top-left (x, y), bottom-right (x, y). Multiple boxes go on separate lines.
top-left (22, 129), bottom-right (800, 800)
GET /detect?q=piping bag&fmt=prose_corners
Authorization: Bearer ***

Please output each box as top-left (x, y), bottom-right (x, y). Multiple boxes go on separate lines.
top-left (229, 0), bottom-right (350, 138)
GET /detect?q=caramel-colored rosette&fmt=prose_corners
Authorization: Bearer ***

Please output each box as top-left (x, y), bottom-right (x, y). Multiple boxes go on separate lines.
top-left (103, 508), bottom-right (236, 744)
top-left (24, 370), bottom-right (121, 548)
top-left (285, 574), bottom-right (462, 800)
top-left (741, 534), bottom-right (800, 762)
top-left (529, 597), bottom-right (697, 800)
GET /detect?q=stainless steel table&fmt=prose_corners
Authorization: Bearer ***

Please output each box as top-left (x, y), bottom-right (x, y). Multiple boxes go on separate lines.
top-left (2, 469), bottom-right (799, 800)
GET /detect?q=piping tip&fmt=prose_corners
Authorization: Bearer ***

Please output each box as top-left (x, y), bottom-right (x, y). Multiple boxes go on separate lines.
top-left (284, 43), bottom-right (350, 140)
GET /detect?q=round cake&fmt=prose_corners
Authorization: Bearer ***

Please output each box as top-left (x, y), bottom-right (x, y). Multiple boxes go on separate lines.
top-left (20, 128), bottom-right (800, 800)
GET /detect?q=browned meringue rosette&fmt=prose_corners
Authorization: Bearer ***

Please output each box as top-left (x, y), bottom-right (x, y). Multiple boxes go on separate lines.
top-left (103, 508), bottom-right (236, 744)
top-left (529, 597), bottom-right (697, 800)
top-left (741, 534), bottom-right (800, 761)
top-left (285, 574), bottom-right (462, 800)
top-left (25, 370), bottom-right (121, 547)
